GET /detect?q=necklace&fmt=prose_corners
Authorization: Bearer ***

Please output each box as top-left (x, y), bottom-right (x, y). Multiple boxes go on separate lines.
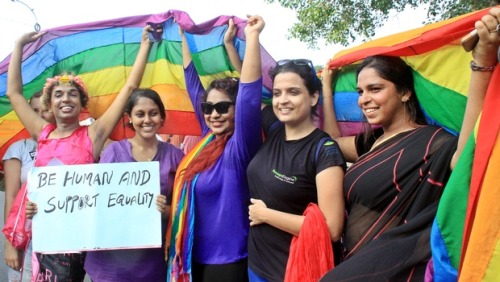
top-left (129, 139), bottom-right (158, 161)
top-left (146, 146), bottom-right (157, 161)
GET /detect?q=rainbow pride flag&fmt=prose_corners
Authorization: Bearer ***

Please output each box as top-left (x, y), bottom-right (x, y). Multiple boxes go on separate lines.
top-left (328, 8), bottom-right (493, 136)
top-left (431, 68), bottom-right (500, 282)
top-left (0, 10), bottom-right (275, 170)
top-left (456, 68), bottom-right (500, 280)
top-left (326, 6), bottom-right (499, 281)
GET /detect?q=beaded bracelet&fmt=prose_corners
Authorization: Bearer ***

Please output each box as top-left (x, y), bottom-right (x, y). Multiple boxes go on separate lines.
top-left (470, 61), bottom-right (496, 72)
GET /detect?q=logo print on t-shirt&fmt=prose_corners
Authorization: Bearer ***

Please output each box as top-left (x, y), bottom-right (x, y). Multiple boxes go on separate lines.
top-left (272, 169), bottom-right (297, 184)
top-left (29, 150), bottom-right (36, 161)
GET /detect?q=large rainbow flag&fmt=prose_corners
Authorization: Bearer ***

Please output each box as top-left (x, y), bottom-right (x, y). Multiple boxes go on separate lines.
top-left (431, 68), bottom-right (500, 282)
top-left (0, 10), bottom-right (275, 171)
top-left (326, 6), bottom-right (499, 281)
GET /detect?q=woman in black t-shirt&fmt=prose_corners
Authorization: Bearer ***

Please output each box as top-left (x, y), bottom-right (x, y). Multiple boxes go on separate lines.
top-left (247, 59), bottom-right (346, 282)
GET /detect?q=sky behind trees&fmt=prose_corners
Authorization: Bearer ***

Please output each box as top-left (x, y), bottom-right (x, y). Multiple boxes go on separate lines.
top-left (0, 0), bottom-right (426, 65)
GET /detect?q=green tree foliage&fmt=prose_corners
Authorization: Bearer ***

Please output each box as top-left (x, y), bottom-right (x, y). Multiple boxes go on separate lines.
top-left (265, 0), bottom-right (499, 48)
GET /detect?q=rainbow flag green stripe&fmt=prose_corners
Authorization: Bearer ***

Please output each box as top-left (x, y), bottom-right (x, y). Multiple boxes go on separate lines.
top-left (332, 57), bottom-right (467, 134)
top-left (0, 10), bottom-right (276, 165)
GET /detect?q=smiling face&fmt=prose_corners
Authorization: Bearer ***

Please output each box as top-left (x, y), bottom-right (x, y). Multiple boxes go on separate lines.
top-left (357, 67), bottom-right (408, 127)
top-left (49, 84), bottom-right (83, 121)
top-left (272, 72), bottom-right (318, 126)
top-left (203, 89), bottom-right (235, 137)
top-left (129, 97), bottom-right (163, 140)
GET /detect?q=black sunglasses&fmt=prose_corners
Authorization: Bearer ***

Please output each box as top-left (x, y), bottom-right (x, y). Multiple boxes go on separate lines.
top-left (276, 59), bottom-right (314, 67)
top-left (275, 59), bottom-right (321, 95)
top-left (201, 101), bottom-right (235, 115)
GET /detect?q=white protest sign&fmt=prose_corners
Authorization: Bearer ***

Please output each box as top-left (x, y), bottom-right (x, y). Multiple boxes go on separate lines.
top-left (27, 161), bottom-right (161, 253)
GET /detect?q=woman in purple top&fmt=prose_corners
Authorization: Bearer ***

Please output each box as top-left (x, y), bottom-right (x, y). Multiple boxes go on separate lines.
top-left (84, 89), bottom-right (184, 281)
top-left (166, 16), bottom-right (264, 282)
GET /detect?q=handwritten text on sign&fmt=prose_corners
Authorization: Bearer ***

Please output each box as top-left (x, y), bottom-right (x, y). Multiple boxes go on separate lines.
top-left (28, 161), bottom-right (161, 253)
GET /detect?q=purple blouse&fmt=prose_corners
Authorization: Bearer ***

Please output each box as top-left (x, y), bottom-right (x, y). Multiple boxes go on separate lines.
top-left (185, 62), bottom-right (262, 264)
top-left (84, 140), bottom-right (184, 282)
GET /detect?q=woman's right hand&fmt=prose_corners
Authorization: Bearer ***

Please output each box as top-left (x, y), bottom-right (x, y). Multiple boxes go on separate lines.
top-left (4, 243), bottom-right (22, 271)
top-left (224, 18), bottom-right (237, 45)
top-left (248, 198), bottom-right (268, 226)
top-left (17, 31), bottom-right (45, 47)
top-left (321, 59), bottom-right (337, 89)
top-left (26, 201), bottom-right (38, 219)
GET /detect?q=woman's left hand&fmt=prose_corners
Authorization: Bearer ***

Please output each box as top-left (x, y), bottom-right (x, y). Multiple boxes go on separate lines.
top-left (244, 15), bottom-right (265, 36)
top-left (156, 194), bottom-right (168, 214)
top-left (142, 24), bottom-right (155, 45)
top-left (472, 7), bottom-right (500, 67)
top-left (248, 198), bottom-right (267, 226)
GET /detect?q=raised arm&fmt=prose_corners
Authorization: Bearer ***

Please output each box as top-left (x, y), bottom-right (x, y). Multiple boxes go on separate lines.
top-left (321, 61), bottom-right (341, 138)
top-left (224, 18), bottom-right (242, 74)
top-left (240, 15), bottom-right (264, 83)
top-left (230, 15), bottom-right (265, 160)
top-left (180, 28), bottom-right (209, 133)
top-left (451, 7), bottom-right (500, 169)
top-left (89, 25), bottom-right (153, 158)
top-left (6, 32), bottom-right (48, 140)
top-left (180, 28), bottom-right (192, 68)
top-left (321, 62), bottom-right (358, 162)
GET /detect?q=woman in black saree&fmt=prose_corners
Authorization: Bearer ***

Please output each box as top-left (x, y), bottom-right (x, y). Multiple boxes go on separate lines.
top-left (319, 7), bottom-right (500, 281)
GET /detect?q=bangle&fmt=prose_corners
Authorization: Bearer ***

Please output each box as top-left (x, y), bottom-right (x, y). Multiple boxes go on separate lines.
top-left (470, 61), bottom-right (496, 72)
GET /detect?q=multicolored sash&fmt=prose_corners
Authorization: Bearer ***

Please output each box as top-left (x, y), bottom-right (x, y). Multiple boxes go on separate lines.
top-left (166, 133), bottom-right (215, 282)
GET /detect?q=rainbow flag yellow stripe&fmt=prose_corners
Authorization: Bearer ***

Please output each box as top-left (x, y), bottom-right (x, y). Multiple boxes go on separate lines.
top-left (0, 10), bottom-right (275, 170)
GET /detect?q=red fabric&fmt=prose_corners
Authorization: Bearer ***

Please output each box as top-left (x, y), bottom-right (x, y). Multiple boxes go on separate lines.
top-left (284, 203), bottom-right (334, 282)
top-left (2, 183), bottom-right (31, 249)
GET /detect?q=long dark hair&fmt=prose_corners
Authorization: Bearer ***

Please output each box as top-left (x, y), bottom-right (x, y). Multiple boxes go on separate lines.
top-left (357, 56), bottom-right (427, 141)
top-left (182, 77), bottom-right (239, 182)
top-left (357, 56), bottom-right (426, 125)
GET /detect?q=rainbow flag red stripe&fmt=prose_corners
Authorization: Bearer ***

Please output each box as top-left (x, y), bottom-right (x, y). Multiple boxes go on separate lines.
top-left (0, 10), bottom-right (275, 170)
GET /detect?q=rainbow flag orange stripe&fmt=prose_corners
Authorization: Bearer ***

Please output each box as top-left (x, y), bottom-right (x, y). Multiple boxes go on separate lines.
top-left (329, 8), bottom-right (491, 137)
top-left (0, 10), bottom-right (275, 170)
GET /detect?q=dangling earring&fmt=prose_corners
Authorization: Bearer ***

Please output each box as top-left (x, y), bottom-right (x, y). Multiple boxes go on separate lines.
top-left (128, 120), bottom-right (132, 125)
